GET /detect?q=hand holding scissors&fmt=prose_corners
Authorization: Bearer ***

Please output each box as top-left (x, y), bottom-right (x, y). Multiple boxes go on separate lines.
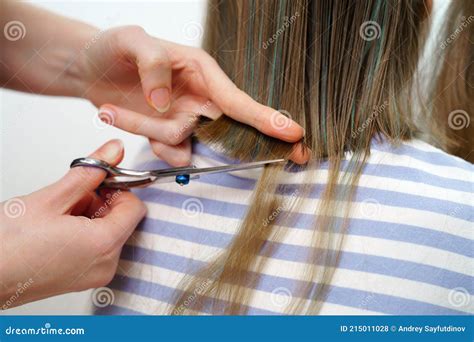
top-left (0, 140), bottom-right (145, 307)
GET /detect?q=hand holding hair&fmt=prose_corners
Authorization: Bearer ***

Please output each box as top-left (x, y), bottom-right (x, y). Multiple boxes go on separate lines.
top-left (0, 1), bottom-right (308, 165)
top-left (79, 27), bottom-right (309, 165)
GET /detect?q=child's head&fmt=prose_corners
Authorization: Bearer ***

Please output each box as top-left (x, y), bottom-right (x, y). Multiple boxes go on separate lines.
top-left (198, 0), bottom-right (432, 162)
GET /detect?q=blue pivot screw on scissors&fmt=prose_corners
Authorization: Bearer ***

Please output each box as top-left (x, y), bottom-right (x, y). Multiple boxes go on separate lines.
top-left (70, 157), bottom-right (285, 190)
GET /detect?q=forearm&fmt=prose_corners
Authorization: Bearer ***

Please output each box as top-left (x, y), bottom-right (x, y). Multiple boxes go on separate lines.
top-left (0, 1), bottom-right (98, 97)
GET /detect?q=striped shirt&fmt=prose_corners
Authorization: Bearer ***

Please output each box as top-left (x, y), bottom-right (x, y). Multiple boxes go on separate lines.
top-left (96, 138), bottom-right (473, 315)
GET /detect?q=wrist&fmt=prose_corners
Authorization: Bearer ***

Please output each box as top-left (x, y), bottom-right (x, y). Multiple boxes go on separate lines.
top-left (67, 26), bottom-right (102, 98)
top-left (0, 227), bottom-right (25, 309)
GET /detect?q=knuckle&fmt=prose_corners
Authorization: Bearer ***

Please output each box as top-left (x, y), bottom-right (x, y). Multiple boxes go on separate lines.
top-left (89, 228), bottom-right (117, 254)
top-left (252, 112), bottom-right (265, 131)
top-left (164, 124), bottom-right (183, 145)
top-left (70, 167), bottom-right (93, 184)
top-left (185, 58), bottom-right (202, 74)
top-left (102, 265), bottom-right (118, 286)
top-left (150, 141), bottom-right (165, 157)
top-left (112, 25), bottom-right (147, 52)
top-left (127, 117), bottom-right (145, 136)
top-left (91, 263), bottom-right (117, 288)
top-left (220, 88), bottom-right (243, 115)
top-left (112, 25), bottom-right (142, 39)
top-left (204, 53), bottom-right (218, 66)
top-left (138, 53), bottom-right (171, 71)
top-left (171, 152), bottom-right (190, 167)
top-left (167, 133), bottom-right (181, 146)
top-left (122, 25), bottom-right (146, 36)
top-left (195, 47), bottom-right (212, 60)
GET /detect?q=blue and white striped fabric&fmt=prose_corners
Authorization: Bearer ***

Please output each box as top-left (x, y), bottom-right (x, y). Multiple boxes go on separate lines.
top-left (96, 138), bottom-right (473, 315)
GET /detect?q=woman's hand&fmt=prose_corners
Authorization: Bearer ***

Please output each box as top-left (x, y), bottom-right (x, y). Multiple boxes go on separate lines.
top-left (78, 26), bottom-right (308, 166)
top-left (1, 3), bottom-right (307, 165)
top-left (0, 140), bottom-right (145, 308)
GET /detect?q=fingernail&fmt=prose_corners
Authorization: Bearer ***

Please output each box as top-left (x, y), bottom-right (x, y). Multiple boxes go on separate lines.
top-left (101, 139), bottom-right (124, 161)
top-left (150, 88), bottom-right (170, 113)
top-left (98, 107), bottom-right (115, 125)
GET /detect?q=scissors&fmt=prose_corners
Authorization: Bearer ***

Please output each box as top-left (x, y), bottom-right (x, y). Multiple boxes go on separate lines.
top-left (70, 157), bottom-right (285, 190)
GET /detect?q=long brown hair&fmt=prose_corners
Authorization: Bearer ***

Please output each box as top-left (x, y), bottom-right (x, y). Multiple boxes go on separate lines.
top-left (431, 0), bottom-right (473, 162)
top-left (172, 0), bottom-right (431, 314)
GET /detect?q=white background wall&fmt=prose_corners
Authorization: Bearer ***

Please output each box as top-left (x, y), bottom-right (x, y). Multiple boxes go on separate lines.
top-left (1, 0), bottom-right (449, 315)
top-left (1, 0), bottom-right (206, 315)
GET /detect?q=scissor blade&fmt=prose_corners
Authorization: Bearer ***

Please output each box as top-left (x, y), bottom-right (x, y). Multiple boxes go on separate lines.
top-left (101, 174), bottom-right (200, 189)
top-left (150, 159), bottom-right (285, 179)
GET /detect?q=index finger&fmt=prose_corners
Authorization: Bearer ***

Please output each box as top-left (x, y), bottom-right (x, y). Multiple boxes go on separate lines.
top-left (199, 56), bottom-right (305, 143)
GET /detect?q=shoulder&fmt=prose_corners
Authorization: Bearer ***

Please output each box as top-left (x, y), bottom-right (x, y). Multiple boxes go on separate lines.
top-left (358, 138), bottom-right (472, 235)
top-left (368, 138), bottom-right (473, 203)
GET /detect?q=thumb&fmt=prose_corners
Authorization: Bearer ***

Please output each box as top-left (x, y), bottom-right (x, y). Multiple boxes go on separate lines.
top-left (50, 140), bottom-right (124, 212)
top-left (114, 27), bottom-right (172, 113)
top-left (138, 44), bottom-right (172, 113)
